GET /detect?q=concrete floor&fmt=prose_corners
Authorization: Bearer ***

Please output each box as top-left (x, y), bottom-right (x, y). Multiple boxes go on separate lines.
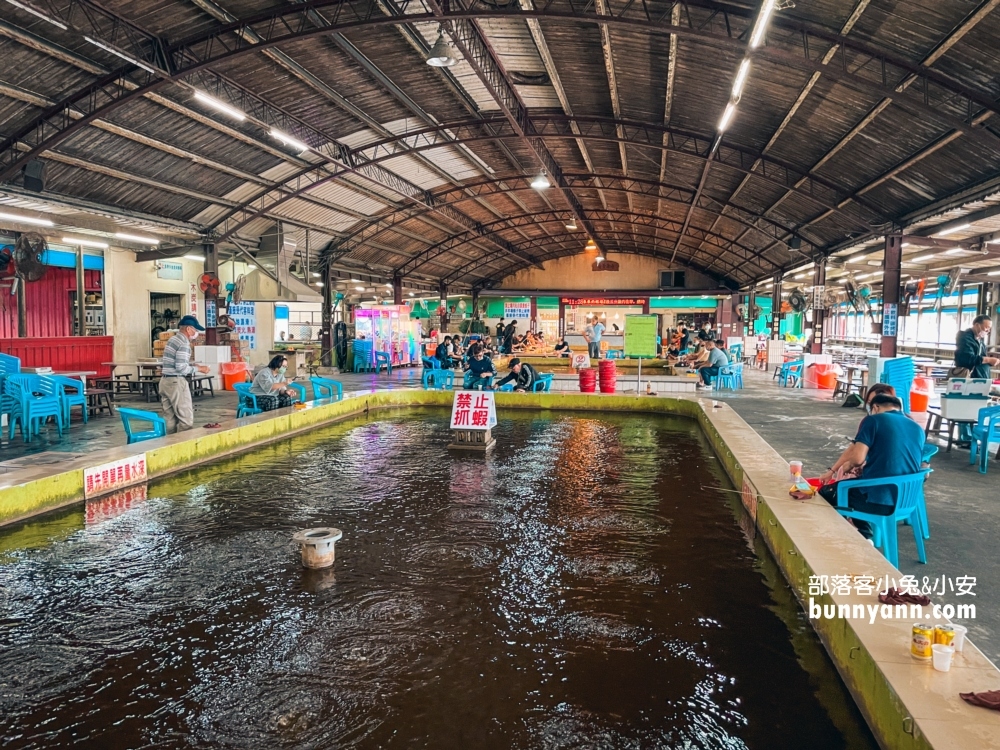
top-left (6, 364), bottom-right (999, 663)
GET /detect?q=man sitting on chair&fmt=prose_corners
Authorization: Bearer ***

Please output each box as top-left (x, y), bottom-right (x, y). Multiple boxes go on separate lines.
top-left (463, 345), bottom-right (497, 390)
top-left (816, 394), bottom-right (925, 538)
top-left (495, 357), bottom-right (537, 393)
top-left (694, 339), bottom-right (729, 389)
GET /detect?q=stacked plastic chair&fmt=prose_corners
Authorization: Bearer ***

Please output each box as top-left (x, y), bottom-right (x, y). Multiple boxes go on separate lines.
top-left (4, 374), bottom-right (64, 442)
top-left (880, 357), bottom-right (916, 414)
top-left (51, 375), bottom-right (89, 425)
top-left (714, 363), bottom-right (743, 391)
top-left (970, 405), bottom-right (1000, 474)
top-left (352, 340), bottom-right (374, 372)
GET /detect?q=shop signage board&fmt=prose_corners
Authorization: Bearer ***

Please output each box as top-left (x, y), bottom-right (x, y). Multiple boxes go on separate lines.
top-left (188, 282), bottom-right (198, 314)
top-left (450, 391), bottom-right (497, 430)
top-left (156, 261), bottom-right (183, 280)
top-left (228, 301), bottom-right (257, 350)
top-left (504, 301), bottom-right (531, 319)
top-left (562, 297), bottom-right (644, 306)
top-left (624, 314), bottom-right (658, 358)
top-left (882, 303), bottom-right (898, 337)
top-left (205, 299), bottom-right (217, 328)
top-left (84, 454), bottom-right (147, 499)
top-left (812, 285), bottom-right (826, 310)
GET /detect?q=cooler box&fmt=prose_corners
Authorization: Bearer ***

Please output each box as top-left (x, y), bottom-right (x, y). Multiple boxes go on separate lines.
top-left (220, 361), bottom-right (250, 390)
top-left (940, 378), bottom-right (991, 420)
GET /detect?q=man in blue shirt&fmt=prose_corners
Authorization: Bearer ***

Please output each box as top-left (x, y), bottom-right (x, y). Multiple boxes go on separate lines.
top-left (592, 318), bottom-right (605, 359)
top-left (817, 394), bottom-right (925, 537)
top-left (695, 339), bottom-right (729, 388)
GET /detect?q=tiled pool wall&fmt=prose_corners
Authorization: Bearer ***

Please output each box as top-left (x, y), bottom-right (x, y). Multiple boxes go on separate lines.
top-left (1, 389), bottom-right (998, 749)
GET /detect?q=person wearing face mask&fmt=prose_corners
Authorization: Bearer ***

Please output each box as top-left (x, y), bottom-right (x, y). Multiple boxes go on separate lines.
top-left (159, 315), bottom-right (212, 433)
top-left (249, 355), bottom-right (297, 411)
top-left (954, 315), bottom-right (998, 379)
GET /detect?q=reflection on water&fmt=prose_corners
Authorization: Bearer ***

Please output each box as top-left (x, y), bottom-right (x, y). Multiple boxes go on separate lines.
top-left (0, 409), bottom-right (876, 749)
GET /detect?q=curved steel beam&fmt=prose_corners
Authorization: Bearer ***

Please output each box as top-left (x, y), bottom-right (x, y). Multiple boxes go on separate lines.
top-left (3, 1), bottom-right (999, 183)
top-left (323, 171), bottom-right (803, 270)
top-left (397, 209), bottom-right (777, 280)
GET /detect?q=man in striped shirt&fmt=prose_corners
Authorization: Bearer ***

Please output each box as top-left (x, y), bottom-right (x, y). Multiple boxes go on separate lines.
top-left (159, 315), bottom-right (211, 433)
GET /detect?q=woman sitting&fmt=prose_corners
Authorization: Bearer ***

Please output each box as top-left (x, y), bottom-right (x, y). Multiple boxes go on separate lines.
top-left (248, 355), bottom-right (297, 412)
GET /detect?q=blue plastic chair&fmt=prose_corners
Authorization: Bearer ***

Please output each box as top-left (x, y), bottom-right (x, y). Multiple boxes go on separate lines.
top-left (498, 382), bottom-right (514, 392)
top-left (834, 471), bottom-right (931, 568)
top-left (51, 375), bottom-right (89, 426)
top-left (970, 405), bottom-right (1000, 474)
top-left (309, 376), bottom-right (343, 400)
top-left (532, 373), bottom-right (554, 392)
top-left (729, 344), bottom-right (742, 361)
top-left (374, 351), bottom-right (392, 374)
top-left (421, 356), bottom-right (441, 370)
top-left (881, 357), bottom-right (915, 414)
top-left (714, 363), bottom-right (742, 391)
top-left (353, 340), bottom-right (374, 373)
top-left (4, 374), bottom-right (64, 442)
top-left (233, 383), bottom-right (263, 418)
top-left (777, 359), bottom-right (803, 388)
top-left (118, 407), bottom-right (167, 444)
top-left (422, 370), bottom-right (454, 389)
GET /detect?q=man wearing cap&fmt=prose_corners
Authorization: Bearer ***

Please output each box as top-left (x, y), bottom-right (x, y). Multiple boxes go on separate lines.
top-left (159, 316), bottom-right (211, 433)
top-left (495, 357), bottom-right (536, 393)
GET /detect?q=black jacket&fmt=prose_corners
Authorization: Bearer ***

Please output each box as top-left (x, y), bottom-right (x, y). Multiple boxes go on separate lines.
top-left (496, 362), bottom-right (537, 391)
top-left (955, 328), bottom-right (991, 379)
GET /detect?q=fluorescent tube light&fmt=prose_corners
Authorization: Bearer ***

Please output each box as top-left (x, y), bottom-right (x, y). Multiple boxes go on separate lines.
top-left (946, 248), bottom-right (965, 255)
top-left (311, 272), bottom-right (321, 278)
top-left (84, 36), bottom-right (156, 74)
top-left (115, 232), bottom-right (160, 244)
top-left (749, 0), bottom-right (777, 48)
top-left (194, 91), bottom-right (246, 121)
top-left (355, 286), bottom-right (365, 291)
top-left (718, 102), bottom-right (737, 132)
top-left (0, 211), bottom-right (53, 227)
top-left (911, 254), bottom-right (937, 262)
top-left (271, 129), bottom-right (309, 153)
top-left (62, 236), bottom-right (108, 248)
top-left (934, 223), bottom-right (971, 237)
top-left (732, 59), bottom-right (751, 99)
top-left (4, 0), bottom-right (66, 29)
top-left (183, 254), bottom-right (206, 261)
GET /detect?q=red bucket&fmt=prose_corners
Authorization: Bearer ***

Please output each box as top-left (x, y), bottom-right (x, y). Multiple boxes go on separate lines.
top-left (598, 360), bottom-right (617, 393)
top-left (579, 368), bottom-right (597, 393)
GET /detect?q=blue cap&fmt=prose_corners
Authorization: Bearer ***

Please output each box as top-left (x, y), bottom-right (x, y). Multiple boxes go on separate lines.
top-left (178, 315), bottom-right (205, 331)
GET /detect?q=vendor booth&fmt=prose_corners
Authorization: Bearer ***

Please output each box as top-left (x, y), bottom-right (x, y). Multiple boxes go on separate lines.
top-left (355, 305), bottom-right (420, 367)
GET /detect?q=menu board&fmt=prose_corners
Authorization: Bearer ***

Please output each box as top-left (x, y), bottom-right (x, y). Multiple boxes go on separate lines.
top-left (624, 314), bottom-right (658, 359)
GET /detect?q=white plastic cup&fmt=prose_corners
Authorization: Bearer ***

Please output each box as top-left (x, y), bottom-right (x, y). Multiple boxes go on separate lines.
top-left (950, 624), bottom-right (968, 652)
top-left (789, 461), bottom-right (803, 479)
top-left (932, 643), bottom-right (955, 672)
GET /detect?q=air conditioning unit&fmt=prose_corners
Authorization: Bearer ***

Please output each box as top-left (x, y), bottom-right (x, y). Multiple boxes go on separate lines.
top-left (659, 270), bottom-right (686, 289)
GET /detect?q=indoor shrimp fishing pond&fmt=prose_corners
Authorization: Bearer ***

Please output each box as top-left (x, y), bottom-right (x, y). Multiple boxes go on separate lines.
top-left (0, 409), bottom-right (877, 749)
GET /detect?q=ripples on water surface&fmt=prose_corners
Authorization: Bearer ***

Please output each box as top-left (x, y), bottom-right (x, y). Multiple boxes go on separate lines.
top-left (0, 409), bottom-right (876, 749)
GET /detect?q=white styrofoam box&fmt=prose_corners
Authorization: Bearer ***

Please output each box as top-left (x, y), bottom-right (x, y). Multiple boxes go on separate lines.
top-left (940, 396), bottom-right (990, 421)
top-left (200, 363), bottom-right (221, 390)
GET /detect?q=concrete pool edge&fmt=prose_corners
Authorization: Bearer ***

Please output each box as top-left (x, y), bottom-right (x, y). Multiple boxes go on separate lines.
top-left (1, 390), bottom-right (998, 748)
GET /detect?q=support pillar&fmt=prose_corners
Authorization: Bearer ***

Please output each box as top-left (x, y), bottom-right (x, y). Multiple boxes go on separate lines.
top-left (439, 283), bottom-right (449, 333)
top-left (771, 274), bottom-right (783, 339)
top-left (811, 260), bottom-right (827, 354)
top-left (204, 242), bottom-right (219, 346)
top-left (321, 265), bottom-right (333, 367)
top-left (392, 274), bottom-right (403, 305)
top-left (13, 232), bottom-right (26, 337)
top-left (880, 235), bottom-right (902, 358)
top-left (75, 245), bottom-right (86, 336)
top-left (529, 296), bottom-right (537, 332)
top-left (471, 289), bottom-right (480, 325)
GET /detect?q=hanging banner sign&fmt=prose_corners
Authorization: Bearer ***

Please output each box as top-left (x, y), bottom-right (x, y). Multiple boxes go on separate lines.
top-left (84, 454), bottom-right (147, 499)
top-left (882, 303), bottom-right (898, 337)
top-left (504, 301), bottom-right (531, 319)
top-left (228, 301), bottom-right (257, 350)
top-left (205, 298), bottom-right (217, 328)
top-left (624, 314), bottom-right (659, 358)
top-left (156, 261), bottom-right (183, 280)
top-left (188, 282), bottom-right (198, 314)
top-left (450, 390), bottom-right (497, 430)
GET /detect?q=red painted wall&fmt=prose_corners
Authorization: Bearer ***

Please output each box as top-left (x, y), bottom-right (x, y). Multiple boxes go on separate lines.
top-left (0, 337), bottom-right (114, 377)
top-left (0, 267), bottom-right (102, 338)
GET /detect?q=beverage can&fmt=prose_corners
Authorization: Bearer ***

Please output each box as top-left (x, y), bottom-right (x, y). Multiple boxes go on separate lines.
top-left (912, 623), bottom-right (934, 660)
top-left (934, 624), bottom-right (956, 648)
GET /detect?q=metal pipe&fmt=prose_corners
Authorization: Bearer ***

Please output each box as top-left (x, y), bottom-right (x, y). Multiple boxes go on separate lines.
top-left (76, 245), bottom-right (86, 336)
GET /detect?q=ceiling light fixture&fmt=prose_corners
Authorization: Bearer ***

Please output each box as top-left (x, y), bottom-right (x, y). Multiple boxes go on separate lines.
top-left (4, 0), bottom-right (66, 29)
top-left (115, 232), bottom-right (160, 244)
top-left (794, 273), bottom-right (807, 279)
top-left (946, 248), bottom-right (965, 255)
top-left (749, 0), bottom-right (777, 49)
top-left (565, 217), bottom-right (577, 230)
top-left (270, 129), bottom-right (309, 153)
top-left (350, 278), bottom-right (361, 282)
top-left (385, 283), bottom-right (393, 289)
top-left (311, 272), bottom-right (321, 278)
top-left (85, 36), bottom-right (157, 73)
top-left (0, 211), bottom-right (53, 227)
top-left (409, 292), bottom-right (415, 296)
top-left (585, 238), bottom-right (597, 251)
top-left (355, 285), bottom-right (365, 291)
top-left (934, 223), bottom-right (971, 237)
top-left (595, 255), bottom-right (604, 263)
top-left (62, 237), bottom-right (108, 248)
top-left (314, 282), bottom-right (324, 287)
top-left (530, 171), bottom-right (551, 190)
top-left (183, 254), bottom-right (206, 261)
top-left (731, 59), bottom-right (751, 99)
top-left (426, 29), bottom-right (458, 68)
top-left (988, 270), bottom-right (1000, 276)
top-left (911, 253), bottom-right (937, 262)
top-left (193, 91), bottom-right (246, 121)
top-left (718, 102), bottom-right (737, 132)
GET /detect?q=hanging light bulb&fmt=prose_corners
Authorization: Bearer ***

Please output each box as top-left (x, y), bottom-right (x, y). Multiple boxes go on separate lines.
top-left (426, 29), bottom-right (458, 67)
top-left (565, 217), bottom-right (577, 231)
top-left (530, 171), bottom-right (551, 189)
top-left (595, 255), bottom-right (604, 263)
top-left (585, 238), bottom-right (597, 251)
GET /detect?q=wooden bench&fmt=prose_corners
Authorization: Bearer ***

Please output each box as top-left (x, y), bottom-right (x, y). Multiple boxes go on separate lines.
top-left (833, 378), bottom-right (864, 399)
top-left (189, 375), bottom-right (215, 398)
top-left (87, 387), bottom-right (115, 417)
